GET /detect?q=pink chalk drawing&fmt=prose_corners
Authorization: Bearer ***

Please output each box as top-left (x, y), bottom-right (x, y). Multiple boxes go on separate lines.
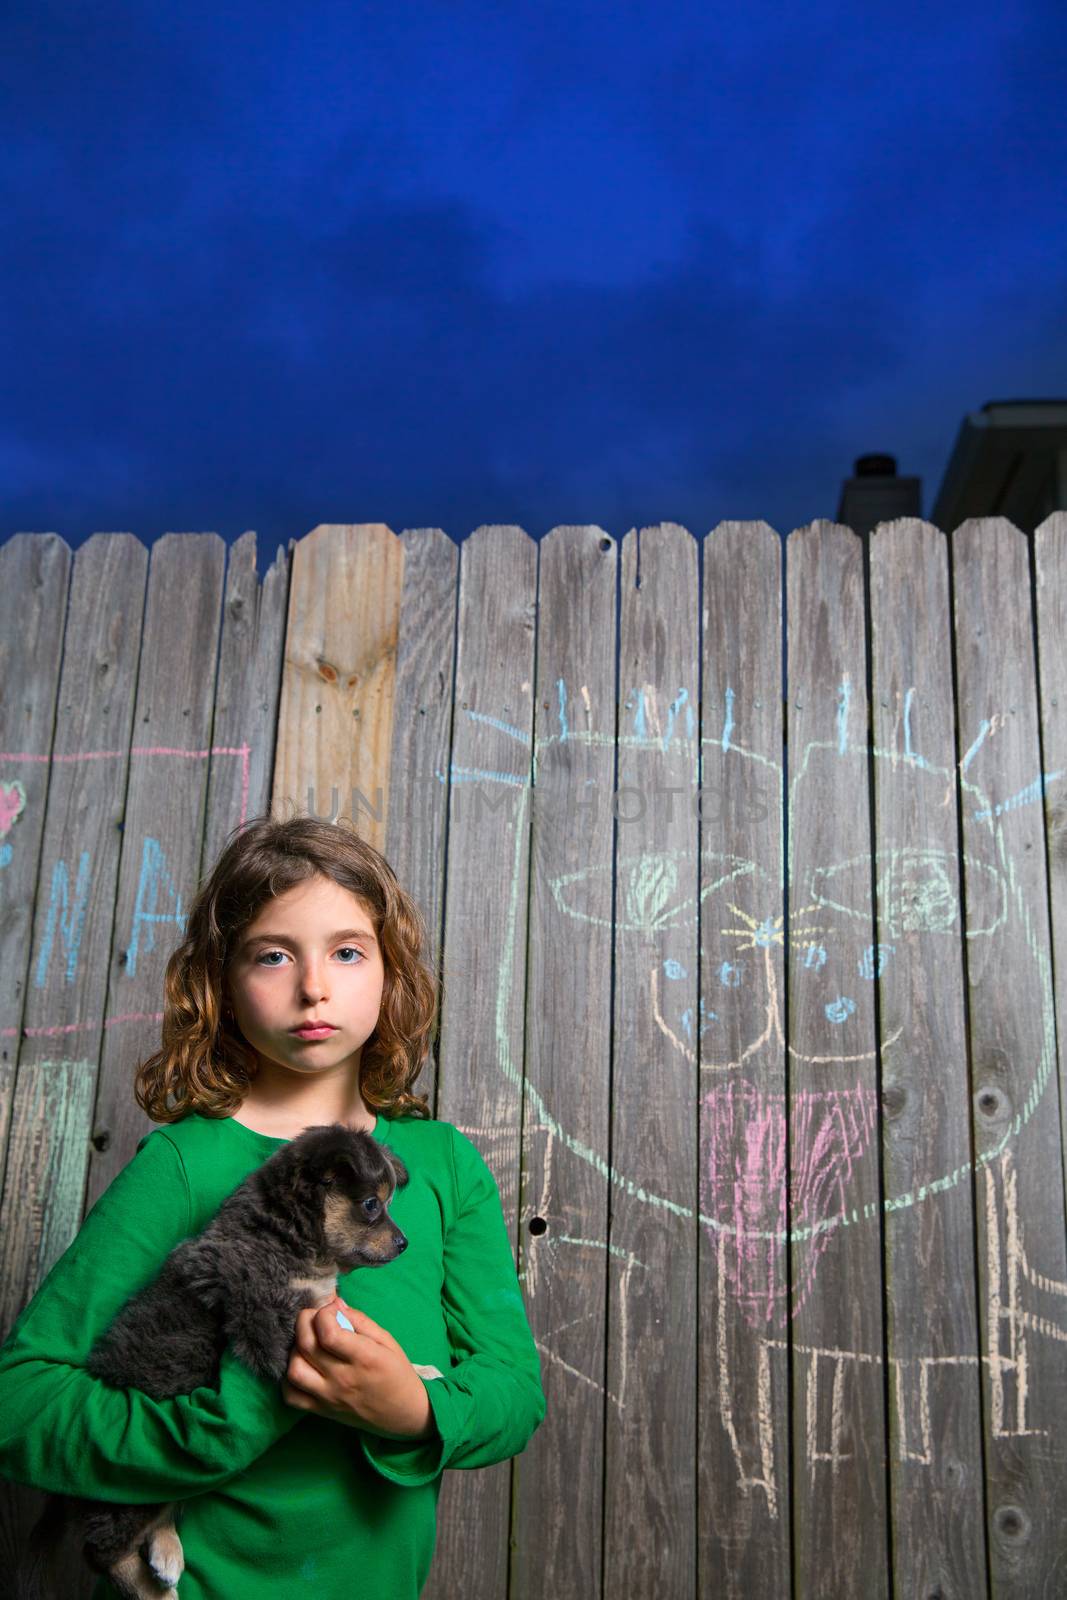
top-left (0, 780), bottom-right (27, 837)
top-left (701, 1079), bottom-right (879, 1332)
top-left (0, 779), bottom-right (27, 867)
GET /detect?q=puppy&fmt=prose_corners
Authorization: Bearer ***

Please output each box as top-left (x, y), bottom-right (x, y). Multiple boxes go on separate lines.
top-left (19, 1124), bottom-right (410, 1600)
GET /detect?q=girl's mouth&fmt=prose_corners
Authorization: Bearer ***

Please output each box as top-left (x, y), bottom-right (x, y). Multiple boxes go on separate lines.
top-left (291, 1025), bottom-right (338, 1041)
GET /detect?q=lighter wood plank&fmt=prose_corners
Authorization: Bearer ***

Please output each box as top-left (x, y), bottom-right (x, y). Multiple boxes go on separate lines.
top-left (272, 523), bottom-right (403, 852)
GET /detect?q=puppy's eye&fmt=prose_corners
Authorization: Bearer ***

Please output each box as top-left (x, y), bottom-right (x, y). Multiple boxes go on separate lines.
top-left (362, 1196), bottom-right (382, 1220)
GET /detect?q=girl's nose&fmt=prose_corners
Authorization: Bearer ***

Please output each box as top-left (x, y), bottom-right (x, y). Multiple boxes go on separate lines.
top-left (299, 965), bottom-right (328, 1002)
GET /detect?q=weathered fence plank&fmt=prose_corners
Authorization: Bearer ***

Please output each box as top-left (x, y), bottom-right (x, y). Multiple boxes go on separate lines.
top-left (0, 534), bottom-right (72, 1200)
top-left (951, 515), bottom-right (1067, 1597)
top-left (605, 522), bottom-right (700, 1596)
top-left (515, 524), bottom-right (618, 1600)
top-left (202, 530), bottom-right (290, 873)
top-left (869, 517), bottom-right (987, 1597)
top-left (1033, 509), bottom-right (1067, 1233)
top-left (0, 530), bottom-right (88, 1596)
top-left (86, 532), bottom-right (226, 1205)
top-left (383, 525), bottom-right (461, 1119)
top-left (423, 525), bottom-right (538, 1600)
top-left (699, 519), bottom-right (791, 1599)
top-left (0, 533), bottom-right (147, 1323)
top-left (786, 519), bottom-right (889, 1599)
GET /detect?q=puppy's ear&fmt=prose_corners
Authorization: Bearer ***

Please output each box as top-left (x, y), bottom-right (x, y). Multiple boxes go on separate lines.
top-left (386, 1152), bottom-right (409, 1190)
top-left (316, 1152), bottom-right (362, 1188)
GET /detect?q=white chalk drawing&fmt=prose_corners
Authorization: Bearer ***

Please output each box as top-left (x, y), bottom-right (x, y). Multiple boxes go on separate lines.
top-left (450, 674), bottom-right (1066, 1507)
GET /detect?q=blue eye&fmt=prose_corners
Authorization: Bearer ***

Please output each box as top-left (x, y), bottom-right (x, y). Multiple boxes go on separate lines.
top-left (254, 947), bottom-right (364, 966)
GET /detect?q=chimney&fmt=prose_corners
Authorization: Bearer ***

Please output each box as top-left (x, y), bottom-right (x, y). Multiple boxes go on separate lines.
top-left (836, 454), bottom-right (921, 540)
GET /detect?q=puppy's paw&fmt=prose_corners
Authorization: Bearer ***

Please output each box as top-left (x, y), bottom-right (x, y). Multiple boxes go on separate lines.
top-left (145, 1523), bottom-right (185, 1588)
top-left (108, 1547), bottom-right (180, 1600)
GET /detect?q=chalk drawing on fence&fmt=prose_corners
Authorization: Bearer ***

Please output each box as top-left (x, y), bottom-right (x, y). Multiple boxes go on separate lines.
top-left (448, 683), bottom-right (1065, 1520)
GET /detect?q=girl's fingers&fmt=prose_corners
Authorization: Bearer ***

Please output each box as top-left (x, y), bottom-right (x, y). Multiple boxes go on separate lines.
top-left (281, 1376), bottom-right (316, 1409)
top-left (285, 1350), bottom-right (326, 1394)
top-left (315, 1301), bottom-right (356, 1346)
top-left (292, 1304), bottom-right (327, 1357)
top-left (326, 1300), bottom-right (400, 1351)
top-left (294, 1300), bottom-right (358, 1356)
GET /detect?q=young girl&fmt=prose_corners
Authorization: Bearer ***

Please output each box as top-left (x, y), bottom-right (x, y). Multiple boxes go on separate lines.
top-left (0, 815), bottom-right (546, 1599)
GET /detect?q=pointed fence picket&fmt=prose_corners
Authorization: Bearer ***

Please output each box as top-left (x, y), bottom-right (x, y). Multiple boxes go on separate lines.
top-left (1, 514), bottom-right (1065, 1599)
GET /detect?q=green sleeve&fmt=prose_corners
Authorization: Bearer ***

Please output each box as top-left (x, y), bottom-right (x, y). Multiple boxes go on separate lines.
top-left (362, 1125), bottom-right (546, 1486)
top-left (0, 1128), bottom-right (301, 1503)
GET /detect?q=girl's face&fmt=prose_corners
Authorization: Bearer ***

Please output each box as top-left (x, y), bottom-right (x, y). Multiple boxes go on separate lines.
top-left (225, 874), bottom-right (385, 1085)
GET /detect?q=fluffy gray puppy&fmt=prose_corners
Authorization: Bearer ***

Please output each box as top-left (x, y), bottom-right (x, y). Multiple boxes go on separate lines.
top-left (19, 1123), bottom-right (411, 1600)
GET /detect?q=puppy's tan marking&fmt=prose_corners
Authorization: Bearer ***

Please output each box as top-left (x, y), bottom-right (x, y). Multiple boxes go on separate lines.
top-left (322, 1191), bottom-right (361, 1256)
top-left (288, 1270), bottom-right (338, 1306)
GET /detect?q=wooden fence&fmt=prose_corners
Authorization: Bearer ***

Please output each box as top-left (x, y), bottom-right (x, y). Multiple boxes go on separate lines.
top-left (1, 517), bottom-right (1066, 1599)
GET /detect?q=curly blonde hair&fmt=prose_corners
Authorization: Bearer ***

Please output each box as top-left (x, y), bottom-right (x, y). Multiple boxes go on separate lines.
top-left (135, 814), bottom-right (438, 1124)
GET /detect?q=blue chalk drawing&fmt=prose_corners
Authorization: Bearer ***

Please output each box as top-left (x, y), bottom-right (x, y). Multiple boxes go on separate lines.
top-left (960, 719), bottom-right (989, 775)
top-left (464, 710), bottom-right (530, 743)
top-left (35, 850), bottom-right (92, 987)
top-left (557, 678), bottom-right (568, 742)
top-left (722, 685), bottom-right (734, 754)
top-left (663, 958), bottom-right (686, 980)
top-left (825, 996), bottom-right (856, 1024)
top-left (126, 837), bottom-right (186, 978)
top-left (975, 768), bottom-right (1064, 822)
top-left (662, 688), bottom-right (690, 751)
top-left (718, 960), bottom-right (745, 988)
top-left (803, 942), bottom-right (827, 970)
top-left (837, 676), bottom-right (851, 754)
top-left (858, 943), bottom-right (894, 980)
top-left (900, 687), bottom-right (932, 770)
top-left (435, 764), bottom-right (527, 787)
top-left (681, 998), bottom-right (715, 1040)
top-left (629, 688), bottom-right (647, 741)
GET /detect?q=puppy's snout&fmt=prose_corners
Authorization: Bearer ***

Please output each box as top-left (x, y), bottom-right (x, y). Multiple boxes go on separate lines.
top-left (350, 1210), bottom-right (408, 1266)
top-left (377, 1221), bottom-right (407, 1263)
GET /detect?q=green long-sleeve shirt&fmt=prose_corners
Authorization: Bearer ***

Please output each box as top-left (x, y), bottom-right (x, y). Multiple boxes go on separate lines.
top-left (0, 1110), bottom-right (545, 1599)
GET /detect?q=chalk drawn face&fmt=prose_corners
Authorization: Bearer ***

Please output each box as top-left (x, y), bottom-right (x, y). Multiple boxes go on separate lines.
top-left (548, 737), bottom-right (1050, 1334)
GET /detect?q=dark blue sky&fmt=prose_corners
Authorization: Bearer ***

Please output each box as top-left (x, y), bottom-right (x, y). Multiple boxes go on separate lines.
top-left (3, 0), bottom-right (1065, 553)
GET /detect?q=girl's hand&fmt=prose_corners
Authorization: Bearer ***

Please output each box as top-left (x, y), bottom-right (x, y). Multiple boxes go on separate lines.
top-left (282, 1294), bottom-right (435, 1441)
